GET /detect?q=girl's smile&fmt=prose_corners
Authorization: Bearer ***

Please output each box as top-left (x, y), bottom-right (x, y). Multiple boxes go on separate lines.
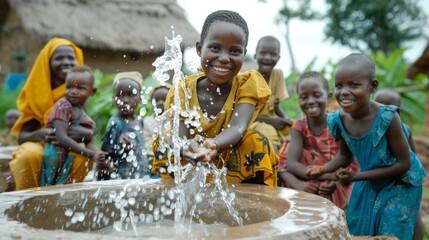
top-left (196, 21), bottom-right (246, 85)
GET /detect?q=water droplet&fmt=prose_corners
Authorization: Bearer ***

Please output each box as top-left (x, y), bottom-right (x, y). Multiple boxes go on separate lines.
top-left (128, 132), bottom-right (136, 139)
top-left (65, 209), bottom-right (73, 217)
top-left (139, 108), bottom-right (147, 117)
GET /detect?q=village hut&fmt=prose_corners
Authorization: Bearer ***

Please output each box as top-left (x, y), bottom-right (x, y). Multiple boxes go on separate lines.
top-left (0, 0), bottom-right (199, 85)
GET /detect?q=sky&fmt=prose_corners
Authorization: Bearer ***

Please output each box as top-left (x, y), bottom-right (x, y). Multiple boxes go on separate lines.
top-left (177, 0), bottom-right (429, 74)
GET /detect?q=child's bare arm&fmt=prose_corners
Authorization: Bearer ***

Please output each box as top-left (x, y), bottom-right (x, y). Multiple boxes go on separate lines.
top-left (307, 137), bottom-right (354, 178)
top-left (352, 114), bottom-right (410, 181)
top-left (274, 97), bottom-right (286, 118)
top-left (286, 130), bottom-right (309, 179)
top-left (406, 125), bottom-right (416, 151)
top-left (256, 98), bottom-right (292, 129)
top-left (67, 125), bottom-right (94, 143)
top-left (213, 103), bottom-right (254, 152)
top-left (279, 171), bottom-right (319, 193)
top-left (180, 103), bottom-right (255, 164)
top-left (54, 120), bottom-right (96, 158)
top-left (86, 141), bottom-right (108, 165)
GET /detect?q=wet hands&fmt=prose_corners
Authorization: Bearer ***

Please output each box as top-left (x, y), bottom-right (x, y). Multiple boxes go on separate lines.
top-left (335, 168), bottom-right (355, 183)
top-left (97, 153), bottom-right (116, 175)
top-left (119, 132), bottom-right (137, 152)
top-left (306, 165), bottom-right (326, 178)
top-left (92, 150), bottom-right (108, 165)
top-left (296, 181), bottom-right (319, 194)
top-left (318, 180), bottom-right (338, 196)
top-left (182, 138), bottom-right (218, 165)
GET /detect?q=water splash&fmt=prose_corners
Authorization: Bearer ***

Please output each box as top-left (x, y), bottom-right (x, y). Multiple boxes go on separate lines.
top-left (60, 33), bottom-right (242, 237)
top-left (151, 34), bottom-right (243, 229)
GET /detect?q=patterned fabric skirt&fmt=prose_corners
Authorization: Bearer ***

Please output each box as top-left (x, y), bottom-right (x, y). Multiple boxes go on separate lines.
top-left (152, 130), bottom-right (279, 186)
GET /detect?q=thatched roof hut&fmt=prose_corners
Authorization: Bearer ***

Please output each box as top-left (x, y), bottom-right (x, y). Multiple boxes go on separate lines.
top-left (407, 43), bottom-right (429, 80)
top-left (0, 0), bottom-right (199, 81)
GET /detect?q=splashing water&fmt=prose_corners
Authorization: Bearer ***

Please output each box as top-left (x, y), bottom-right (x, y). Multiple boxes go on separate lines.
top-left (59, 33), bottom-right (243, 237)
top-left (151, 34), bottom-right (243, 230)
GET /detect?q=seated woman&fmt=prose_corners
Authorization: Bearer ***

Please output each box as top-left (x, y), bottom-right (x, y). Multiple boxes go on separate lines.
top-left (9, 38), bottom-right (93, 190)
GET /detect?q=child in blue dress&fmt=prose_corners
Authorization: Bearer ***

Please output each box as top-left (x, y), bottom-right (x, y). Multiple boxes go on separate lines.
top-left (306, 53), bottom-right (426, 239)
top-left (97, 72), bottom-right (150, 180)
top-left (374, 88), bottom-right (425, 240)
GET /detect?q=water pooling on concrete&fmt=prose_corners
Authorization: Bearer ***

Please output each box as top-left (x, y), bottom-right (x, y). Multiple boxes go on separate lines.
top-left (0, 179), bottom-right (351, 239)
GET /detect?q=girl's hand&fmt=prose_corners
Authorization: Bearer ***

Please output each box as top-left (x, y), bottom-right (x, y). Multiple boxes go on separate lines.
top-left (270, 118), bottom-right (290, 130)
top-left (274, 98), bottom-right (280, 106)
top-left (319, 180), bottom-right (338, 196)
top-left (202, 138), bottom-right (218, 163)
top-left (98, 163), bottom-right (117, 175)
top-left (182, 139), bottom-right (208, 165)
top-left (296, 181), bottom-right (319, 194)
top-left (119, 132), bottom-right (137, 151)
top-left (42, 128), bottom-right (57, 143)
top-left (335, 169), bottom-right (355, 183)
top-left (92, 150), bottom-right (108, 165)
top-left (306, 165), bottom-right (326, 179)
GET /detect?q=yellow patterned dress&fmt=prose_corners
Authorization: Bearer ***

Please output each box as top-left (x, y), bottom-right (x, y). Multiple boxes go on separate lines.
top-left (153, 70), bottom-right (279, 186)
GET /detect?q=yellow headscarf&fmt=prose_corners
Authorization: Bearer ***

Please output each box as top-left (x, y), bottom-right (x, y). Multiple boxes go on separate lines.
top-left (12, 38), bottom-right (84, 134)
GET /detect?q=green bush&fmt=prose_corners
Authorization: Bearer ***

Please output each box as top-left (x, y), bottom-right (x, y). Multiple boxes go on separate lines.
top-left (0, 84), bottom-right (23, 129)
top-left (371, 49), bottom-right (428, 132)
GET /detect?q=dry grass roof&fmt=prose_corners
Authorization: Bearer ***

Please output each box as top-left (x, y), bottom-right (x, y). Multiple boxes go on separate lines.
top-left (9, 0), bottom-right (200, 52)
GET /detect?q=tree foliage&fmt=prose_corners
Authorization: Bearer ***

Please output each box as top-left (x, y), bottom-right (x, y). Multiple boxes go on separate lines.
top-left (324, 0), bottom-right (427, 54)
top-left (275, 0), bottom-right (321, 73)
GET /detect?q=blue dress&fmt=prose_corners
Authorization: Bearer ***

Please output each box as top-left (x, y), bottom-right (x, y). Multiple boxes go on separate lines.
top-left (328, 105), bottom-right (426, 239)
top-left (99, 114), bottom-right (150, 180)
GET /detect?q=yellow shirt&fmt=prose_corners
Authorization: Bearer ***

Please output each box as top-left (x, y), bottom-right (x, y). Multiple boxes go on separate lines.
top-left (250, 69), bottom-right (289, 146)
top-left (165, 70), bottom-right (271, 140)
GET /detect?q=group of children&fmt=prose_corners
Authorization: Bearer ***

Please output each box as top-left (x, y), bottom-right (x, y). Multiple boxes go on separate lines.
top-left (5, 9), bottom-right (426, 240)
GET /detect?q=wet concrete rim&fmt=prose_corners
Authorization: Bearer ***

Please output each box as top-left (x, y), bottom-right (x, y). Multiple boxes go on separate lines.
top-left (0, 179), bottom-right (351, 239)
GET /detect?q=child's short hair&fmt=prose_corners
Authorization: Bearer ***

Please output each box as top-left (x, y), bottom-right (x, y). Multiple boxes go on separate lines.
top-left (296, 71), bottom-right (329, 93)
top-left (150, 83), bottom-right (172, 100)
top-left (337, 53), bottom-right (375, 79)
top-left (256, 36), bottom-right (280, 51)
top-left (113, 71), bottom-right (143, 88)
top-left (200, 10), bottom-right (249, 47)
top-left (68, 65), bottom-right (94, 79)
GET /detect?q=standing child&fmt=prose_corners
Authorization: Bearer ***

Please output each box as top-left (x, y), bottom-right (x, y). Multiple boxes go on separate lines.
top-left (374, 88), bottom-right (425, 240)
top-left (143, 84), bottom-right (171, 159)
top-left (307, 53), bottom-right (427, 239)
top-left (250, 36), bottom-right (292, 152)
top-left (279, 71), bottom-right (358, 209)
top-left (40, 66), bottom-right (107, 186)
top-left (97, 72), bottom-right (150, 180)
top-left (152, 10), bottom-right (279, 186)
